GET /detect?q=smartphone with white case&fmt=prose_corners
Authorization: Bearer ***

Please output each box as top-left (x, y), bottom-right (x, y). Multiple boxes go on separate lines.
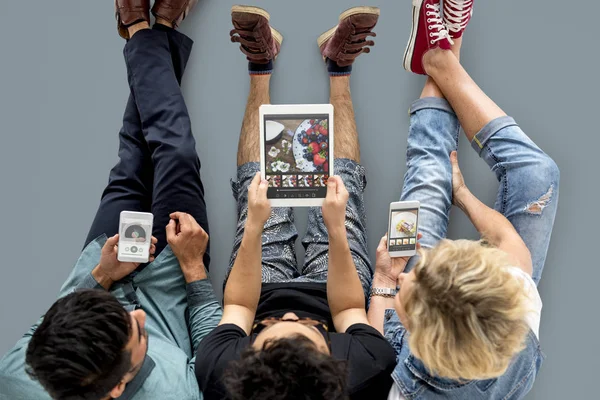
top-left (117, 211), bottom-right (154, 263)
top-left (387, 201), bottom-right (420, 258)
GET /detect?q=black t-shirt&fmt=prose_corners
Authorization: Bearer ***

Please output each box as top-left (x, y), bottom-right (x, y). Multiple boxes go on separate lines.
top-left (195, 283), bottom-right (396, 400)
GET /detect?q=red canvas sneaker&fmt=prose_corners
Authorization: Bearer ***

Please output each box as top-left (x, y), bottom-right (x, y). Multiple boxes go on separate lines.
top-left (403, 0), bottom-right (453, 75)
top-left (443, 0), bottom-right (474, 39)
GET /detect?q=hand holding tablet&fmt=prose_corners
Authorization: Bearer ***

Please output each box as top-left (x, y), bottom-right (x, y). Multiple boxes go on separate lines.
top-left (260, 104), bottom-right (334, 207)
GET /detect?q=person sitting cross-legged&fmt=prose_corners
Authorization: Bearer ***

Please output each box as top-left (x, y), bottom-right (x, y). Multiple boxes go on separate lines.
top-left (194, 5), bottom-right (396, 400)
top-left (0, 1), bottom-right (222, 399)
top-left (367, 1), bottom-right (559, 399)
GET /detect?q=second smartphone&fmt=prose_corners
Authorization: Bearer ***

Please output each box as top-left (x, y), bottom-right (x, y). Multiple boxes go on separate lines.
top-left (387, 201), bottom-right (420, 258)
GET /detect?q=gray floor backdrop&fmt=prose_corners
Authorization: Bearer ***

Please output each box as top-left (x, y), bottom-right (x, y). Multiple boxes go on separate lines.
top-left (0, 0), bottom-right (597, 398)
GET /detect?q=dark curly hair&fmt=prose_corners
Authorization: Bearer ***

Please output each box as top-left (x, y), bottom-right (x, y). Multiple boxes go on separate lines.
top-left (223, 335), bottom-right (349, 400)
top-left (25, 289), bottom-right (132, 400)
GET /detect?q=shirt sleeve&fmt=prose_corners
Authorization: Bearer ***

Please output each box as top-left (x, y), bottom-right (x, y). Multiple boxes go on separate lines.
top-left (185, 279), bottom-right (223, 364)
top-left (508, 267), bottom-right (543, 339)
top-left (344, 323), bottom-right (397, 398)
top-left (73, 272), bottom-right (103, 291)
top-left (0, 316), bottom-right (51, 400)
top-left (194, 324), bottom-right (249, 399)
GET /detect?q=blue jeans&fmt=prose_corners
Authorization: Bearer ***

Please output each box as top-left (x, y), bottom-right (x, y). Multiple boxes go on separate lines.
top-left (383, 97), bottom-right (557, 399)
top-left (401, 97), bottom-right (559, 285)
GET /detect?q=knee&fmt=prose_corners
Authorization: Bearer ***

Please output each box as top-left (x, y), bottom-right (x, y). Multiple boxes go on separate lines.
top-left (172, 146), bottom-right (199, 167)
top-left (524, 155), bottom-right (559, 215)
top-left (534, 154), bottom-right (560, 188)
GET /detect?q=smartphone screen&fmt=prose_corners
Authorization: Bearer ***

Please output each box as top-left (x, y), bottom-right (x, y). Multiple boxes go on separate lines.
top-left (263, 114), bottom-right (331, 200)
top-left (119, 215), bottom-right (152, 260)
top-left (388, 207), bottom-right (419, 253)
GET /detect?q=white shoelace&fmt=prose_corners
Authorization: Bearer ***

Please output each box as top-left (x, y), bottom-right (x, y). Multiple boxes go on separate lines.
top-left (426, 4), bottom-right (454, 45)
top-left (443, 0), bottom-right (473, 33)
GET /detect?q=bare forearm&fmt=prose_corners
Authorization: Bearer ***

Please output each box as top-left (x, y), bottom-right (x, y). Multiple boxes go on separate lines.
top-left (223, 223), bottom-right (263, 311)
top-left (456, 189), bottom-right (532, 273)
top-left (457, 189), bottom-right (520, 246)
top-left (327, 227), bottom-right (366, 319)
top-left (367, 274), bottom-right (396, 335)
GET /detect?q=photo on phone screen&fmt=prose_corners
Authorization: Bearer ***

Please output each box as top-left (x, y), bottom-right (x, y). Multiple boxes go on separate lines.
top-left (388, 208), bottom-right (419, 253)
top-left (263, 114), bottom-right (331, 200)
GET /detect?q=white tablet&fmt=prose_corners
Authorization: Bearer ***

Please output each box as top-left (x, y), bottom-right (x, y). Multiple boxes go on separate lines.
top-left (260, 104), bottom-right (334, 207)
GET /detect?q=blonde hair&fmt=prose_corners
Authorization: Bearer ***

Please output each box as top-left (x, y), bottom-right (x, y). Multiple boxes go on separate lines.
top-left (405, 239), bottom-right (530, 380)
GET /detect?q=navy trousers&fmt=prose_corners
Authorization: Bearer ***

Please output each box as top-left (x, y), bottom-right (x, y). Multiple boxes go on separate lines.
top-left (84, 26), bottom-right (210, 269)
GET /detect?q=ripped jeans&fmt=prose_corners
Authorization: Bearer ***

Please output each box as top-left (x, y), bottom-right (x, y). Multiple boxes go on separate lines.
top-left (400, 98), bottom-right (559, 285)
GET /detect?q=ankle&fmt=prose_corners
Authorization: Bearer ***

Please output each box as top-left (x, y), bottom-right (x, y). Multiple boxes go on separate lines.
top-left (451, 37), bottom-right (463, 61)
top-left (329, 76), bottom-right (351, 98)
top-left (420, 77), bottom-right (444, 99)
top-left (155, 17), bottom-right (174, 29)
top-left (127, 21), bottom-right (150, 38)
top-left (422, 48), bottom-right (451, 76)
top-left (249, 74), bottom-right (271, 91)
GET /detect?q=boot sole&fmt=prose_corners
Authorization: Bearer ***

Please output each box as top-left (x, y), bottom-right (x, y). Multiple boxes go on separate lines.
top-left (231, 5), bottom-right (270, 20)
top-left (339, 6), bottom-right (380, 20)
top-left (271, 27), bottom-right (283, 46)
top-left (403, 0), bottom-right (423, 72)
top-left (317, 26), bottom-right (337, 48)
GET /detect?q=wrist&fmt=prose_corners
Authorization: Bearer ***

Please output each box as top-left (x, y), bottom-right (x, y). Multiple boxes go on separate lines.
top-left (454, 187), bottom-right (473, 211)
top-left (373, 272), bottom-right (398, 289)
top-left (180, 261), bottom-right (208, 283)
top-left (182, 268), bottom-right (208, 283)
top-left (92, 265), bottom-right (114, 290)
top-left (327, 224), bottom-right (347, 239)
top-left (245, 220), bottom-right (265, 237)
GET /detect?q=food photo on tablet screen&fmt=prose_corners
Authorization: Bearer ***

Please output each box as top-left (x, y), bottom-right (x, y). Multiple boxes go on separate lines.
top-left (260, 104), bottom-right (334, 206)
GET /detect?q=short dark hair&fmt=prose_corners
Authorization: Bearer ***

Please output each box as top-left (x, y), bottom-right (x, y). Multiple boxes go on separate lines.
top-left (223, 335), bottom-right (349, 400)
top-left (25, 289), bottom-right (132, 400)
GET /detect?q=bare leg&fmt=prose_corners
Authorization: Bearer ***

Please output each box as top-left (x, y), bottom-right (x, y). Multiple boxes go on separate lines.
top-left (227, 73), bottom-right (300, 287)
top-left (420, 39), bottom-right (462, 99)
top-left (329, 76), bottom-right (360, 162)
top-left (300, 75), bottom-right (372, 295)
top-left (423, 38), bottom-right (506, 141)
top-left (237, 75), bottom-right (271, 165)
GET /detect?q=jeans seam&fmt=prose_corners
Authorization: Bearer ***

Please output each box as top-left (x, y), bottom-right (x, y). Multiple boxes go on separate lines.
top-left (502, 350), bottom-right (538, 400)
top-left (484, 145), bottom-right (509, 214)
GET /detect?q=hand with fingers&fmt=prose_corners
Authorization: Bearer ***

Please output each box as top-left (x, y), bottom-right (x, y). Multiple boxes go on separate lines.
top-left (246, 173), bottom-right (271, 230)
top-left (92, 234), bottom-right (158, 289)
top-left (322, 175), bottom-right (349, 234)
top-left (375, 232), bottom-right (423, 285)
top-left (451, 151), bottom-right (470, 208)
top-left (166, 212), bottom-right (209, 282)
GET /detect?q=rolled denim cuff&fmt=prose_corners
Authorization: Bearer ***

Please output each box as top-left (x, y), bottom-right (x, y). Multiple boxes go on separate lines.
top-left (186, 279), bottom-right (219, 308)
top-left (471, 116), bottom-right (519, 155)
top-left (409, 97), bottom-right (456, 115)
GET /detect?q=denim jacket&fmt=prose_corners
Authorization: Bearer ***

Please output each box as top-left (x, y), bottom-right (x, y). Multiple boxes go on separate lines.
top-left (384, 310), bottom-right (544, 400)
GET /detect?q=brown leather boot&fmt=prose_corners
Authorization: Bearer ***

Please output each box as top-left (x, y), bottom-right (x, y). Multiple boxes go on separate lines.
top-left (230, 5), bottom-right (283, 64)
top-left (152, 0), bottom-right (199, 28)
top-left (115, 0), bottom-right (150, 40)
top-left (318, 6), bottom-right (380, 67)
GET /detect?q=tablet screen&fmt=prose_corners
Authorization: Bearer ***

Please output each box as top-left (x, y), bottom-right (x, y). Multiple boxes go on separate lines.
top-left (263, 114), bottom-right (331, 200)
